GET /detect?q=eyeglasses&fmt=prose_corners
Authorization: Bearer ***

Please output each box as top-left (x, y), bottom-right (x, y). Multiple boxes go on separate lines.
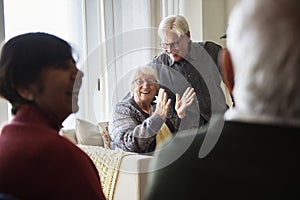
top-left (134, 78), bottom-right (157, 85)
top-left (160, 39), bottom-right (181, 49)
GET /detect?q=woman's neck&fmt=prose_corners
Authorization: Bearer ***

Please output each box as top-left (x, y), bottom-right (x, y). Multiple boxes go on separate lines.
top-left (138, 102), bottom-right (151, 113)
top-left (133, 98), bottom-right (151, 113)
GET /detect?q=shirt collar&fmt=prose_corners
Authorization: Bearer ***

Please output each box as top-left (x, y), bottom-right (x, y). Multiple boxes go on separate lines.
top-left (188, 41), bottom-right (201, 61)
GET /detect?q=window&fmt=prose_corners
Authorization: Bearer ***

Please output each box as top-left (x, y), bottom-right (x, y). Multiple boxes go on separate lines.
top-left (2, 0), bottom-right (85, 128)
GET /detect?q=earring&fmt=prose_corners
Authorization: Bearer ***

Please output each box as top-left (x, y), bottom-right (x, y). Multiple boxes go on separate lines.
top-left (27, 94), bottom-right (34, 101)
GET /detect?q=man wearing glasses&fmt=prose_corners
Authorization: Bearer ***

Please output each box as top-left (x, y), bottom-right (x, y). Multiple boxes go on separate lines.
top-left (149, 15), bottom-right (227, 128)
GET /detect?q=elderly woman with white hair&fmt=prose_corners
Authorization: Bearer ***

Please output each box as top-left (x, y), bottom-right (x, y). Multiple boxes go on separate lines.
top-left (109, 65), bottom-right (195, 153)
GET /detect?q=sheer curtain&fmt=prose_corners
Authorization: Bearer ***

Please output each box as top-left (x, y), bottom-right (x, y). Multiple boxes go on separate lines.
top-left (84, 0), bottom-right (184, 124)
top-left (161, 0), bottom-right (180, 17)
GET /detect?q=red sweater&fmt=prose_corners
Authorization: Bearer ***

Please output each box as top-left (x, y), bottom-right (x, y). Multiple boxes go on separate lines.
top-left (0, 105), bottom-right (106, 200)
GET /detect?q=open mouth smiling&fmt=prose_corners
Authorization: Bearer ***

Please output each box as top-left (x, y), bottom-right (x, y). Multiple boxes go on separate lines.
top-left (141, 90), bottom-right (151, 94)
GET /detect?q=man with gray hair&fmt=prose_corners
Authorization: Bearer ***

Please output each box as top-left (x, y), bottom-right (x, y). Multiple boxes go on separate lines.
top-left (149, 15), bottom-right (227, 128)
top-left (144, 0), bottom-right (300, 199)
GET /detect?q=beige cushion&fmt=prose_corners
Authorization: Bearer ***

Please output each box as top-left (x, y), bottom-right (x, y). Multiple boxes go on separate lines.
top-left (59, 128), bottom-right (77, 144)
top-left (76, 118), bottom-right (104, 146)
top-left (155, 123), bottom-right (172, 149)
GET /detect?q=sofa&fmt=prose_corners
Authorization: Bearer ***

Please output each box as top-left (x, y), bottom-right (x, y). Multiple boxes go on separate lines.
top-left (59, 118), bottom-right (153, 200)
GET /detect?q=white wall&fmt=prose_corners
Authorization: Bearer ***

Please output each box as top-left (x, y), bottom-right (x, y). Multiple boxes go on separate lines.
top-left (177, 0), bottom-right (239, 48)
top-left (226, 0), bottom-right (240, 19)
top-left (179, 0), bottom-right (203, 42)
top-left (202, 0), bottom-right (239, 47)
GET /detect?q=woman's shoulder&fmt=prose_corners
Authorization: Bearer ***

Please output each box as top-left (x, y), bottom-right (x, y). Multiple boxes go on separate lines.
top-left (114, 98), bottom-right (139, 114)
top-left (115, 97), bottom-right (134, 109)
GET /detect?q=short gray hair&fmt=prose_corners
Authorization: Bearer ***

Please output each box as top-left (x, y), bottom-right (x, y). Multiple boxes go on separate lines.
top-left (158, 15), bottom-right (190, 39)
top-left (129, 66), bottom-right (160, 96)
top-left (227, 0), bottom-right (300, 119)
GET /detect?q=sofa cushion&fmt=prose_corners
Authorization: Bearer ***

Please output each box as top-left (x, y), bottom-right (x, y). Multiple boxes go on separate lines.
top-left (59, 128), bottom-right (77, 144)
top-left (76, 118), bottom-right (104, 146)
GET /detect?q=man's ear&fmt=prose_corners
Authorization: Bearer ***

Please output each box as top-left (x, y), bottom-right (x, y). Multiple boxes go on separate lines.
top-left (185, 31), bottom-right (191, 43)
top-left (219, 48), bottom-right (234, 96)
top-left (186, 31), bottom-right (191, 38)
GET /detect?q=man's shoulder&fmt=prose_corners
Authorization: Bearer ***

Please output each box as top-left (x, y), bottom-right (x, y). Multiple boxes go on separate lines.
top-left (149, 52), bottom-right (172, 65)
top-left (223, 120), bottom-right (300, 135)
top-left (198, 41), bottom-right (222, 49)
top-left (192, 41), bottom-right (222, 66)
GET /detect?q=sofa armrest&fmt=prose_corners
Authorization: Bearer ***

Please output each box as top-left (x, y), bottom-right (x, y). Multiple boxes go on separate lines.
top-left (114, 154), bottom-right (153, 200)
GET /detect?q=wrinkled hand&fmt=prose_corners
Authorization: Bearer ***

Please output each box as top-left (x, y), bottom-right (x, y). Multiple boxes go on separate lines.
top-left (154, 88), bottom-right (171, 120)
top-left (175, 87), bottom-right (196, 119)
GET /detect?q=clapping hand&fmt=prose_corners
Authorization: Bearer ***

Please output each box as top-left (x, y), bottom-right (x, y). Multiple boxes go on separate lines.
top-left (175, 87), bottom-right (196, 119)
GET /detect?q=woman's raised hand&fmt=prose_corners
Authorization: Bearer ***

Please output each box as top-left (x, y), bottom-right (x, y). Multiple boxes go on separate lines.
top-left (175, 87), bottom-right (196, 119)
top-left (154, 88), bottom-right (171, 119)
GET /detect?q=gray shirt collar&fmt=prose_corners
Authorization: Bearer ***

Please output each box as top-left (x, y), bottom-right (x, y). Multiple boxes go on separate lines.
top-left (169, 41), bottom-right (200, 65)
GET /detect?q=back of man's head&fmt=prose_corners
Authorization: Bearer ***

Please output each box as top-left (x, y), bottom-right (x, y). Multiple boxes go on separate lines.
top-left (227, 0), bottom-right (300, 120)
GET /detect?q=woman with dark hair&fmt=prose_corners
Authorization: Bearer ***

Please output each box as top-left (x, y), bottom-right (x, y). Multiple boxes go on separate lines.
top-left (0, 32), bottom-right (106, 200)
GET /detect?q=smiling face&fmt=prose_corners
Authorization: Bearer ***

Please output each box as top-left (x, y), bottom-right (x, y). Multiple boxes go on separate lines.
top-left (27, 59), bottom-right (83, 123)
top-left (133, 73), bottom-right (158, 111)
top-left (161, 31), bottom-right (190, 62)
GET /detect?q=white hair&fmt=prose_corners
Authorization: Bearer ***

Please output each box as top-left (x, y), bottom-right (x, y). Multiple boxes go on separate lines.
top-left (227, 0), bottom-right (300, 119)
top-left (158, 15), bottom-right (190, 38)
top-left (129, 65), bottom-right (160, 96)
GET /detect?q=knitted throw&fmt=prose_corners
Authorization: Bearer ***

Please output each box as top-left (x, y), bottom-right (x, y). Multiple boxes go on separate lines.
top-left (78, 145), bottom-right (131, 200)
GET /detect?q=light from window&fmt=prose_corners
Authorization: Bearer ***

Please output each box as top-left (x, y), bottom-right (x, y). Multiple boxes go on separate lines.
top-left (3, 0), bottom-right (85, 128)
